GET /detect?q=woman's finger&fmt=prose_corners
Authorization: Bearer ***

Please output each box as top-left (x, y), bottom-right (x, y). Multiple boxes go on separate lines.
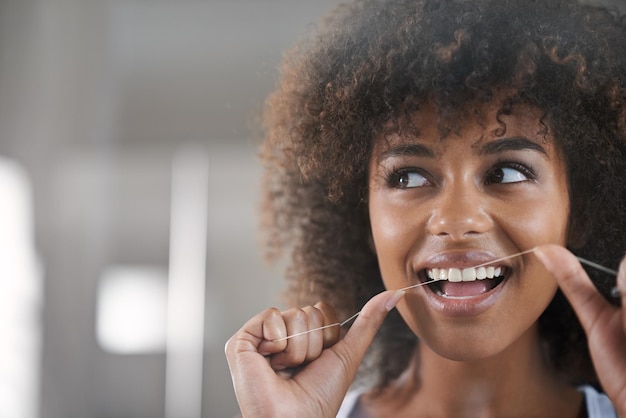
top-left (314, 301), bottom-right (341, 348)
top-left (285, 289), bottom-right (405, 416)
top-left (298, 290), bottom-right (404, 388)
top-left (254, 308), bottom-right (288, 355)
top-left (534, 244), bottom-right (612, 333)
top-left (534, 245), bottom-right (626, 411)
top-left (270, 308), bottom-right (309, 370)
top-left (302, 306), bottom-right (324, 362)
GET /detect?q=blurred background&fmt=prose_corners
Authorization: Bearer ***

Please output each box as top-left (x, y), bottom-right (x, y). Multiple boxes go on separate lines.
top-left (1, 1), bottom-right (625, 418)
top-left (0, 1), bottom-right (342, 417)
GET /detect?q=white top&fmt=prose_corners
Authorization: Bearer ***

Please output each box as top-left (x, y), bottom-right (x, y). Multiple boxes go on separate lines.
top-left (337, 385), bottom-right (616, 418)
top-left (579, 385), bottom-right (618, 418)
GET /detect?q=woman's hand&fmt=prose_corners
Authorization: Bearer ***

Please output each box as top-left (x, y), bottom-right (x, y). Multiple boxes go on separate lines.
top-left (535, 244), bottom-right (626, 416)
top-left (225, 289), bottom-right (405, 418)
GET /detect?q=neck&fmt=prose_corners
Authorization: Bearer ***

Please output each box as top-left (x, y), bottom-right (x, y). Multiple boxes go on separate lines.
top-left (363, 327), bottom-right (582, 418)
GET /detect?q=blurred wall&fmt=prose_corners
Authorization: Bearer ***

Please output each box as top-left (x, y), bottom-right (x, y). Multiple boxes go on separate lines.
top-left (0, 1), bottom-right (341, 417)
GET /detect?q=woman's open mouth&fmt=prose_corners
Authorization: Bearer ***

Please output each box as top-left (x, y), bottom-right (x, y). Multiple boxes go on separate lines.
top-left (423, 266), bottom-right (510, 299)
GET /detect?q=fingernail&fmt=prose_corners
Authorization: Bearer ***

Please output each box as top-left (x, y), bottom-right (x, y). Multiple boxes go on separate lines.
top-left (385, 290), bottom-right (405, 311)
top-left (533, 246), bottom-right (549, 265)
top-left (533, 247), bottom-right (559, 276)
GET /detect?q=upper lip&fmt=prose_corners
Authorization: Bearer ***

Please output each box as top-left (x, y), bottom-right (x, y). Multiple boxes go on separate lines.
top-left (415, 250), bottom-right (511, 272)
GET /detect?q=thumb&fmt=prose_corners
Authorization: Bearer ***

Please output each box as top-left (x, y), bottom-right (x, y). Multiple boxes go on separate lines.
top-left (327, 289), bottom-right (405, 382)
top-left (533, 244), bottom-right (610, 332)
top-left (291, 289), bottom-right (404, 417)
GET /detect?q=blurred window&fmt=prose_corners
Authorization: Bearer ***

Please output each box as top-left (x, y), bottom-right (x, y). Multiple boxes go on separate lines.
top-left (0, 158), bottom-right (42, 418)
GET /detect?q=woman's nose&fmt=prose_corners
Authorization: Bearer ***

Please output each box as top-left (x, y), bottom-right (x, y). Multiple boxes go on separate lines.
top-left (426, 182), bottom-right (493, 240)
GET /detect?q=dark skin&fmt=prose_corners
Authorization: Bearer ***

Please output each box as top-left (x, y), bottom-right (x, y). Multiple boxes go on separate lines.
top-left (225, 104), bottom-right (626, 417)
top-left (225, 251), bottom-right (626, 418)
top-left (363, 102), bottom-right (580, 417)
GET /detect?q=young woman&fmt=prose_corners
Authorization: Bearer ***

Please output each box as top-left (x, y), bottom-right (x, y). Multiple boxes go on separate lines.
top-left (225, 0), bottom-right (626, 416)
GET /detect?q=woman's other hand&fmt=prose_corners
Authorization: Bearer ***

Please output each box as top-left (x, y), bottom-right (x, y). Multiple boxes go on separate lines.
top-left (535, 244), bottom-right (626, 416)
top-left (225, 289), bottom-right (404, 418)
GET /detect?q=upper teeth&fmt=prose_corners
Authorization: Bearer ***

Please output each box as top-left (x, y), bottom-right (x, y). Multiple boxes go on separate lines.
top-left (427, 266), bottom-right (503, 282)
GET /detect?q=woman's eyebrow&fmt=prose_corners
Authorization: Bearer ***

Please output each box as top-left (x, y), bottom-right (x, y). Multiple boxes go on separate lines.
top-left (479, 136), bottom-right (548, 156)
top-left (376, 143), bottom-right (435, 163)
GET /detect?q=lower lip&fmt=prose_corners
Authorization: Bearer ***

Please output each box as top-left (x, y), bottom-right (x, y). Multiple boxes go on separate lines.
top-left (418, 278), bottom-right (507, 317)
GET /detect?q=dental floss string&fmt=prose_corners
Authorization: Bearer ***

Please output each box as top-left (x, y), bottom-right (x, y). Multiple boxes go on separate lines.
top-left (470, 248), bottom-right (621, 297)
top-left (272, 280), bottom-right (440, 342)
top-left (574, 257), bottom-right (620, 299)
top-left (273, 248), bottom-right (622, 342)
top-left (271, 311), bottom-right (363, 342)
top-left (574, 257), bottom-right (618, 276)
top-left (470, 248), bottom-right (537, 269)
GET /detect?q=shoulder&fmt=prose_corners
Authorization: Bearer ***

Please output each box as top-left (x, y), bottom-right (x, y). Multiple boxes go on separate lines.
top-left (578, 385), bottom-right (617, 418)
top-left (338, 385), bottom-right (617, 418)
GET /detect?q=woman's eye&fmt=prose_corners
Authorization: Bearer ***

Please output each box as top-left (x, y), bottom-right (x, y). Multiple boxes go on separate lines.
top-left (393, 170), bottom-right (430, 188)
top-left (486, 166), bottom-right (530, 184)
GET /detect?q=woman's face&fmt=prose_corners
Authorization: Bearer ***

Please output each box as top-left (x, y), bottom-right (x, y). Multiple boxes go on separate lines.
top-left (367, 102), bottom-right (570, 360)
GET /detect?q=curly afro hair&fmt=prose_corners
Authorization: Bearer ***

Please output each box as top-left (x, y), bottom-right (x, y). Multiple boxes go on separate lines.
top-left (260, 0), bottom-right (626, 390)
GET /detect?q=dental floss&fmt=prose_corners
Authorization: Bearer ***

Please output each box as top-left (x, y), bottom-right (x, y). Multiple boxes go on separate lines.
top-left (470, 248), bottom-right (537, 269)
top-left (574, 256), bottom-right (618, 276)
top-left (272, 311), bottom-right (363, 342)
top-left (572, 256), bottom-right (620, 299)
top-left (272, 249), bottom-right (622, 342)
top-left (272, 281), bottom-right (437, 342)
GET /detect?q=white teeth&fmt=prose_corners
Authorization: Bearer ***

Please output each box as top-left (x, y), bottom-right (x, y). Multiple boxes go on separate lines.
top-left (476, 267), bottom-right (487, 280)
top-left (448, 268), bottom-right (462, 282)
top-left (462, 268), bottom-right (476, 281)
top-left (426, 265), bottom-right (506, 282)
